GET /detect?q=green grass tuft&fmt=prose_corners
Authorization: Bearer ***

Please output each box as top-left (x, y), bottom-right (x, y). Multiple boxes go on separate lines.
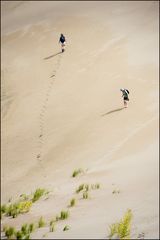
top-left (28, 223), bottom-right (35, 233)
top-left (38, 216), bottom-right (46, 228)
top-left (1, 189), bottom-right (49, 220)
top-left (76, 184), bottom-right (85, 193)
top-left (85, 184), bottom-right (89, 191)
top-left (72, 168), bottom-right (84, 177)
top-left (59, 210), bottom-right (69, 220)
top-left (108, 209), bottom-right (133, 239)
top-left (69, 198), bottom-right (76, 207)
top-left (91, 183), bottom-right (100, 190)
top-left (63, 225), bottom-right (70, 231)
top-left (5, 226), bottom-right (16, 239)
top-left (32, 188), bottom-right (46, 202)
top-left (83, 191), bottom-right (89, 199)
top-left (1, 204), bottom-right (7, 214)
top-left (21, 223), bottom-right (28, 235)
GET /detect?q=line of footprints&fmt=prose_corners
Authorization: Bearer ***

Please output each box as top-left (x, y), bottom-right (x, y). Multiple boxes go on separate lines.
top-left (37, 53), bottom-right (62, 162)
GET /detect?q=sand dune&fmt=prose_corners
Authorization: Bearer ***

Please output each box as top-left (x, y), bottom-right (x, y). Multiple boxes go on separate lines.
top-left (1, 1), bottom-right (159, 239)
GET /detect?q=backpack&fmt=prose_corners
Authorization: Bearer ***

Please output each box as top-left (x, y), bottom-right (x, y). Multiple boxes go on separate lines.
top-left (125, 89), bottom-right (129, 94)
top-left (60, 36), bottom-right (65, 43)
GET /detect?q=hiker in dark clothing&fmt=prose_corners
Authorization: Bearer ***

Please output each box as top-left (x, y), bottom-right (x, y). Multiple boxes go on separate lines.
top-left (59, 34), bottom-right (66, 52)
top-left (120, 88), bottom-right (130, 108)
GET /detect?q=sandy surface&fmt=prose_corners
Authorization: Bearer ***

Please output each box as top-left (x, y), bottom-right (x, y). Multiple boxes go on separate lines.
top-left (1, 1), bottom-right (159, 239)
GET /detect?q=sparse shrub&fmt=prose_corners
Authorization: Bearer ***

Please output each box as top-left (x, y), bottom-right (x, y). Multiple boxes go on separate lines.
top-left (72, 168), bottom-right (83, 177)
top-left (83, 191), bottom-right (89, 199)
top-left (5, 226), bottom-right (16, 239)
top-left (32, 188), bottom-right (46, 202)
top-left (70, 198), bottom-right (76, 207)
top-left (76, 184), bottom-right (85, 193)
top-left (38, 216), bottom-right (46, 228)
top-left (63, 225), bottom-right (70, 231)
top-left (59, 210), bottom-right (69, 220)
top-left (108, 209), bottom-right (133, 239)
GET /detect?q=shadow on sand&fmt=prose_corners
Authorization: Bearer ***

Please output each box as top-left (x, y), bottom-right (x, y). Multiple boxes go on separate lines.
top-left (44, 51), bottom-right (62, 60)
top-left (101, 107), bottom-right (124, 116)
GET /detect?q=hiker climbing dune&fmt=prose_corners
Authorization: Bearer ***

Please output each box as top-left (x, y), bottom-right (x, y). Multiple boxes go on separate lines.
top-left (120, 88), bottom-right (130, 108)
top-left (59, 33), bottom-right (66, 53)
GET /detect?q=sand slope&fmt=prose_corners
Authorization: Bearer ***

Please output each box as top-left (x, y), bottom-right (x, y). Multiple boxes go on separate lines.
top-left (1, 1), bottom-right (159, 239)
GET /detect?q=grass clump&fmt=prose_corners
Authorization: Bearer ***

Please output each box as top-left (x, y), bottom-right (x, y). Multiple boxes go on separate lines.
top-left (6, 201), bottom-right (32, 218)
top-left (72, 168), bottom-right (83, 177)
top-left (18, 201), bottom-right (32, 213)
top-left (28, 223), bottom-right (35, 233)
top-left (83, 191), bottom-right (89, 199)
top-left (95, 183), bottom-right (100, 189)
top-left (76, 184), bottom-right (85, 193)
top-left (16, 230), bottom-right (30, 240)
top-left (1, 204), bottom-right (7, 214)
top-left (85, 184), bottom-right (89, 191)
top-left (91, 183), bottom-right (100, 190)
top-left (38, 216), bottom-right (46, 228)
top-left (6, 203), bottom-right (20, 218)
top-left (32, 188), bottom-right (47, 202)
top-left (1, 188), bottom-right (49, 219)
top-left (1, 200), bottom-right (32, 218)
top-left (5, 226), bottom-right (16, 239)
top-left (69, 198), bottom-right (76, 207)
top-left (108, 209), bottom-right (133, 239)
top-left (4, 222), bottom-right (35, 240)
top-left (59, 210), bottom-right (69, 220)
top-left (63, 225), bottom-right (70, 231)
top-left (21, 223), bottom-right (28, 235)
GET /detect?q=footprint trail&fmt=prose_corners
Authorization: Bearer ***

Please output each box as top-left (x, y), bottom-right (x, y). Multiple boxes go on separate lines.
top-left (36, 53), bottom-right (63, 167)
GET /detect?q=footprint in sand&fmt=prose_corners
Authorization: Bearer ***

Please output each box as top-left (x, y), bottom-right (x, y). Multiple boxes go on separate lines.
top-left (37, 53), bottom-right (62, 164)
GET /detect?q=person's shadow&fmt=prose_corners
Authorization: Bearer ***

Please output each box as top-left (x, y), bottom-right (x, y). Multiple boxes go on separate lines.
top-left (43, 51), bottom-right (62, 60)
top-left (101, 107), bottom-right (124, 116)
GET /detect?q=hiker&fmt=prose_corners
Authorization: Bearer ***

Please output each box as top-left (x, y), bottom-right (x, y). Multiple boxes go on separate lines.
top-left (59, 33), bottom-right (66, 53)
top-left (120, 88), bottom-right (130, 108)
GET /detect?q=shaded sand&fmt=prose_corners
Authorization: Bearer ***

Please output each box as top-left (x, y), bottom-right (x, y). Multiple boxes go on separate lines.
top-left (1, 1), bottom-right (159, 239)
